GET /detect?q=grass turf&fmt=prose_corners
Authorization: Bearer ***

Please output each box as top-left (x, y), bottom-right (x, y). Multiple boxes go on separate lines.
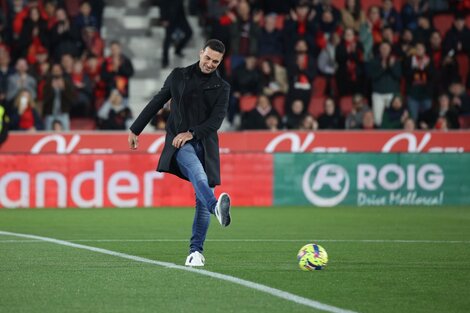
top-left (0, 206), bottom-right (469, 313)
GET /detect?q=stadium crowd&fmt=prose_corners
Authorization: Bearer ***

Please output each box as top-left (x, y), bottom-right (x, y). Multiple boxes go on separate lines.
top-left (0, 0), bottom-right (469, 136)
top-left (195, 0), bottom-right (470, 131)
top-left (0, 0), bottom-right (135, 135)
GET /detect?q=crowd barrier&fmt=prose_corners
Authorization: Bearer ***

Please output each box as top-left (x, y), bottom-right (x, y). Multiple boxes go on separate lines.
top-left (1, 131), bottom-right (469, 208)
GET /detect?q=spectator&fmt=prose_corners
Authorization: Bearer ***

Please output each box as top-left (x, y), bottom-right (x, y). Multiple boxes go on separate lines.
top-left (428, 31), bottom-right (459, 96)
top-left (241, 94), bottom-right (280, 130)
top-left (398, 28), bottom-right (415, 59)
top-left (258, 59), bottom-right (288, 97)
top-left (49, 8), bottom-right (80, 60)
top-left (443, 13), bottom-right (470, 55)
top-left (151, 105), bottom-right (170, 131)
top-left (335, 27), bottom-right (364, 96)
top-left (315, 0), bottom-right (342, 28)
top-left (18, 6), bottom-right (48, 62)
top-left (70, 59), bottom-right (93, 117)
top-left (375, 25), bottom-right (401, 56)
top-left (341, 0), bottom-right (366, 33)
top-left (381, 95), bottom-right (409, 129)
top-left (367, 41), bottom-right (401, 126)
top-left (43, 0), bottom-right (58, 30)
top-left (0, 46), bottom-right (14, 106)
top-left (419, 93), bottom-right (460, 129)
top-left (318, 97), bottom-right (344, 129)
top-left (51, 119), bottom-right (64, 132)
top-left (403, 117), bottom-right (415, 131)
top-left (228, 0), bottom-right (261, 57)
top-left (413, 16), bottom-right (433, 44)
top-left (299, 114), bottom-right (319, 130)
top-left (0, 9), bottom-right (12, 46)
top-left (257, 13), bottom-right (284, 58)
top-left (97, 89), bottom-right (132, 130)
top-left (283, 99), bottom-right (306, 129)
top-left (42, 63), bottom-right (74, 130)
top-left (361, 110), bottom-right (377, 129)
top-left (74, 1), bottom-right (98, 34)
top-left (318, 32), bottom-right (340, 96)
top-left (6, 58), bottom-right (37, 103)
top-left (401, 0), bottom-right (428, 31)
top-left (160, 0), bottom-right (193, 68)
top-left (81, 26), bottom-right (104, 57)
top-left (285, 42), bottom-right (315, 114)
top-left (265, 113), bottom-right (281, 131)
top-left (359, 5), bottom-right (382, 61)
top-left (448, 81), bottom-right (470, 114)
top-left (10, 89), bottom-right (43, 131)
top-left (381, 0), bottom-right (402, 33)
top-left (89, 0), bottom-right (105, 32)
top-left (316, 8), bottom-right (342, 52)
top-left (404, 42), bottom-right (433, 121)
top-left (230, 55), bottom-right (261, 122)
top-left (345, 93), bottom-right (371, 129)
top-left (283, 1), bottom-right (316, 57)
top-left (61, 53), bottom-right (74, 76)
top-left (101, 40), bottom-right (134, 98)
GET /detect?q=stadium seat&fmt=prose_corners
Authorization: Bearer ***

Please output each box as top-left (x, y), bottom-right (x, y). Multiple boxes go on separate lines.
top-left (456, 53), bottom-right (469, 87)
top-left (308, 96), bottom-right (325, 118)
top-left (272, 94), bottom-right (285, 116)
top-left (458, 115), bottom-right (470, 129)
top-left (313, 76), bottom-right (327, 96)
top-left (70, 118), bottom-right (96, 130)
top-left (339, 96), bottom-right (353, 116)
top-left (433, 14), bottom-right (454, 36)
top-left (239, 95), bottom-right (258, 112)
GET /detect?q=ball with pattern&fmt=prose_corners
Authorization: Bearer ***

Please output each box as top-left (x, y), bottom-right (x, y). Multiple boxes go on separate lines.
top-left (297, 243), bottom-right (328, 271)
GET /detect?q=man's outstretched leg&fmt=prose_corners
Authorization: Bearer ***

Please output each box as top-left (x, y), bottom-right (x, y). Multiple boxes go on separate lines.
top-left (176, 142), bottom-right (231, 266)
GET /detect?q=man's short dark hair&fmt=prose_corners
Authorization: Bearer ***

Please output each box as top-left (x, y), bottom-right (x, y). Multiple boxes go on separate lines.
top-left (203, 39), bottom-right (225, 54)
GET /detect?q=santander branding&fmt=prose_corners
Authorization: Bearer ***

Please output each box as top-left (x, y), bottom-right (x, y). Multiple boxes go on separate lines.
top-left (0, 160), bottom-right (164, 208)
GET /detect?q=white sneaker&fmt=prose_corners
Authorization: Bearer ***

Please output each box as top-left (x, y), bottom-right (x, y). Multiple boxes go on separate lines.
top-left (185, 251), bottom-right (205, 267)
top-left (214, 193), bottom-right (231, 227)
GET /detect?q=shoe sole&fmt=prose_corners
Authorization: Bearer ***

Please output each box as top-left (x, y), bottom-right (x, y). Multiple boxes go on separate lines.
top-left (218, 193), bottom-right (231, 227)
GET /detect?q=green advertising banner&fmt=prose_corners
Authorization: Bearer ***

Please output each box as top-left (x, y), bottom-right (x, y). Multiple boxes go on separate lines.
top-left (274, 153), bottom-right (470, 206)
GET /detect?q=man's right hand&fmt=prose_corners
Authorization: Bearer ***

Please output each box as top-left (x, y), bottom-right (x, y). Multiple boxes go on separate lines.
top-left (128, 131), bottom-right (139, 150)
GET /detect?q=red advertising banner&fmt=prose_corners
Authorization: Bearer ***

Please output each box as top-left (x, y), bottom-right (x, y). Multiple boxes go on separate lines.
top-left (1, 131), bottom-right (470, 154)
top-left (0, 154), bottom-right (273, 208)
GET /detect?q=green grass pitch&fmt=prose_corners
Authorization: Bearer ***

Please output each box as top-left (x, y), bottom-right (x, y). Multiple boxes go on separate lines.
top-left (1, 206), bottom-right (469, 313)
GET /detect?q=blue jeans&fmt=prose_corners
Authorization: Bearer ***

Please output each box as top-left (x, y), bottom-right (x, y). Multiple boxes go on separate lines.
top-left (407, 97), bottom-right (432, 122)
top-left (175, 141), bottom-right (217, 254)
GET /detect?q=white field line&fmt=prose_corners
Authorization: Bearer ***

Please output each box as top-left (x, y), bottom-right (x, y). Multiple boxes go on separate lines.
top-left (0, 238), bottom-right (469, 244)
top-left (0, 230), bottom-right (358, 313)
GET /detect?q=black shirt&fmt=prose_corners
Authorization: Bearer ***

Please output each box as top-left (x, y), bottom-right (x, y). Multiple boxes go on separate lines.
top-left (181, 63), bottom-right (212, 134)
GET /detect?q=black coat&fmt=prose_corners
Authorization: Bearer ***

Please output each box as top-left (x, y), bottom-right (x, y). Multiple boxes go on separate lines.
top-left (130, 62), bottom-right (230, 186)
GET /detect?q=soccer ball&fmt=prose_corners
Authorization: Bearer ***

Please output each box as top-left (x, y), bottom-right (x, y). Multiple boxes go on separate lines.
top-left (297, 243), bottom-right (328, 271)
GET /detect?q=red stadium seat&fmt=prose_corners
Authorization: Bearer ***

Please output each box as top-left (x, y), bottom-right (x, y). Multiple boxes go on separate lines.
top-left (456, 53), bottom-right (469, 87)
top-left (339, 96), bottom-right (353, 116)
top-left (272, 94), bottom-right (285, 116)
top-left (308, 96), bottom-right (325, 118)
top-left (458, 115), bottom-right (470, 129)
top-left (433, 14), bottom-right (454, 36)
top-left (70, 118), bottom-right (96, 130)
top-left (239, 95), bottom-right (258, 112)
top-left (313, 76), bottom-right (327, 96)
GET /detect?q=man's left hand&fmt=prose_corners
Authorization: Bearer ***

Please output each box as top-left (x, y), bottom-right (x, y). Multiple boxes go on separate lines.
top-left (172, 131), bottom-right (193, 148)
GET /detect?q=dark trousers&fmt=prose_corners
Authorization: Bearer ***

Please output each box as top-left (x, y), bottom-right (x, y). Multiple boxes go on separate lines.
top-left (162, 17), bottom-right (193, 63)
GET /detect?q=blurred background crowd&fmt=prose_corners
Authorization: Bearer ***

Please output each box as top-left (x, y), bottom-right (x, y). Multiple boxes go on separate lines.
top-left (0, 0), bottom-right (469, 136)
